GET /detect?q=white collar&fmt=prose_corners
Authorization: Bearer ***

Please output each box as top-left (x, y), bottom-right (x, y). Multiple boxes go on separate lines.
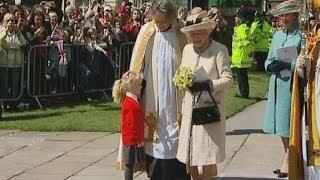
top-left (126, 92), bottom-right (138, 103)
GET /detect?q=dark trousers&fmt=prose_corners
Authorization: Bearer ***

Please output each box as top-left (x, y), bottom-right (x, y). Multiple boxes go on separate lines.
top-left (0, 67), bottom-right (22, 99)
top-left (236, 68), bottom-right (249, 97)
top-left (0, 105), bottom-right (2, 119)
top-left (124, 164), bottom-right (134, 180)
top-left (146, 154), bottom-right (189, 180)
top-left (254, 52), bottom-right (268, 71)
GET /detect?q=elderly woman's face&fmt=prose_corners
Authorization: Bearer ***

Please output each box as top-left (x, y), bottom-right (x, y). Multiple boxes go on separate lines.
top-left (154, 11), bottom-right (171, 32)
top-left (279, 13), bottom-right (298, 30)
top-left (189, 29), bottom-right (209, 48)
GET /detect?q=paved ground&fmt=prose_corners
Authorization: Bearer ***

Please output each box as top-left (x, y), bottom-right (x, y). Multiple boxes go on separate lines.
top-left (0, 101), bottom-right (286, 180)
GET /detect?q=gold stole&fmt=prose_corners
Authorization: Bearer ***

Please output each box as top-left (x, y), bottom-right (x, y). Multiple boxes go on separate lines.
top-left (289, 27), bottom-right (320, 179)
top-left (289, 67), bottom-right (303, 179)
top-left (308, 40), bottom-right (320, 166)
top-left (130, 19), bottom-right (187, 142)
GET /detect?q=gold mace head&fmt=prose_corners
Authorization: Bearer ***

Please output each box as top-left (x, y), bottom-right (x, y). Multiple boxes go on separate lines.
top-left (314, 0), bottom-right (320, 8)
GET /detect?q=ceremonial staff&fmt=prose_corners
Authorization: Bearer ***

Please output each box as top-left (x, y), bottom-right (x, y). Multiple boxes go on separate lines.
top-left (300, 0), bottom-right (310, 177)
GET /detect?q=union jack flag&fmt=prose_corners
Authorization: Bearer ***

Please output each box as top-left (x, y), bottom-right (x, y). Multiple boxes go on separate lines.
top-left (56, 40), bottom-right (67, 66)
top-left (50, 24), bottom-right (67, 66)
top-left (51, 24), bottom-right (63, 41)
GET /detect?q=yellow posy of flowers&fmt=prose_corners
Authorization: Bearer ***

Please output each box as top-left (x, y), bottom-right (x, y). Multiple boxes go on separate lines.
top-left (172, 66), bottom-right (195, 90)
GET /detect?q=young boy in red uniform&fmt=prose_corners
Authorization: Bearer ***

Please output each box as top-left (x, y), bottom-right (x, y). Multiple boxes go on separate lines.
top-left (112, 71), bottom-right (145, 180)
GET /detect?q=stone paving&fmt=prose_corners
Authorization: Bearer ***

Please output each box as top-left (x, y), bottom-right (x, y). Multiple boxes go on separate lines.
top-left (0, 101), bottom-right (286, 180)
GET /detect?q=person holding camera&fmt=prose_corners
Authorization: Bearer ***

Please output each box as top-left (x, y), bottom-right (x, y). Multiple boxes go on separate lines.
top-left (176, 10), bottom-right (233, 180)
top-left (0, 13), bottom-right (27, 101)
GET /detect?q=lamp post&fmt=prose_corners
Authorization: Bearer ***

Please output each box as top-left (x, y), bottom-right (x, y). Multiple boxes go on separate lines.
top-left (187, 0), bottom-right (192, 10)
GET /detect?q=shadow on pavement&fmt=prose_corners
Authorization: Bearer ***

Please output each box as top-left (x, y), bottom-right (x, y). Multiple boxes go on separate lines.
top-left (227, 129), bottom-right (265, 135)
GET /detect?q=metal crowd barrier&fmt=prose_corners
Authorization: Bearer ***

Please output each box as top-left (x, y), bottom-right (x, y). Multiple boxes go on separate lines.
top-left (114, 42), bottom-right (135, 79)
top-left (27, 44), bottom-right (117, 108)
top-left (0, 42), bottom-right (136, 111)
top-left (0, 48), bottom-right (24, 117)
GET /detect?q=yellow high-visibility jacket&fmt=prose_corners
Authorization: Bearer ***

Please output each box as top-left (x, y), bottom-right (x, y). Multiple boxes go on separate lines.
top-left (251, 20), bottom-right (272, 52)
top-left (231, 23), bottom-right (254, 68)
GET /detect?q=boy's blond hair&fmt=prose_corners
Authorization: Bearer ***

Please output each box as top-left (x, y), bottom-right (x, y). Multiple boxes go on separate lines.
top-left (112, 71), bottom-right (141, 103)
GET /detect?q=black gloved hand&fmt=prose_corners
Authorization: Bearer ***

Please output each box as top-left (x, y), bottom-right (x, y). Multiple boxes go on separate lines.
top-left (188, 81), bottom-right (211, 93)
top-left (266, 60), bottom-right (280, 72)
top-left (267, 60), bottom-right (291, 72)
top-left (279, 61), bottom-right (291, 70)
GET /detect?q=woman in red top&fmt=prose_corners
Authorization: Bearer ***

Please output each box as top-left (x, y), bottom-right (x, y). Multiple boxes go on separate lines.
top-left (112, 71), bottom-right (145, 180)
top-left (123, 9), bottom-right (142, 42)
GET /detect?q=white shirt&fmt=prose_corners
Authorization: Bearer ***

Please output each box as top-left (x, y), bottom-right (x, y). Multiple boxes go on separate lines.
top-left (126, 92), bottom-right (138, 103)
top-left (144, 30), bottom-right (179, 159)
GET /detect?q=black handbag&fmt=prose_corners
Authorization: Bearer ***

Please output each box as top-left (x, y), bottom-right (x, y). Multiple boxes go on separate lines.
top-left (192, 90), bottom-right (221, 125)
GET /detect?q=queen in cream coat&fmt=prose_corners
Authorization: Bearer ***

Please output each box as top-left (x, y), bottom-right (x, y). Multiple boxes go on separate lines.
top-left (177, 40), bottom-right (233, 164)
top-left (176, 11), bottom-right (233, 178)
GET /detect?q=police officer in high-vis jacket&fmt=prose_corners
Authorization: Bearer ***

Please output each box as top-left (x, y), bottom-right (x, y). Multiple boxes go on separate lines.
top-left (231, 7), bottom-right (254, 98)
top-left (251, 11), bottom-right (273, 71)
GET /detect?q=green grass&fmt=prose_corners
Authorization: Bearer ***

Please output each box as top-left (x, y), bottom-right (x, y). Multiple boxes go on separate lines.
top-left (226, 70), bottom-right (270, 117)
top-left (0, 70), bottom-right (270, 132)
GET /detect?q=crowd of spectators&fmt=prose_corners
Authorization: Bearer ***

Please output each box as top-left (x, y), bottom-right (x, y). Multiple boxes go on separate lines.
top-left (0, 0), bottom-right (281, 110)
top-left (0, 0), bottom-right (156, 108)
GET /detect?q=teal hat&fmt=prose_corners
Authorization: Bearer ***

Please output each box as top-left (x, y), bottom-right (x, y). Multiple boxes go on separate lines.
top-left (271, 0), bottom-right (300, 16)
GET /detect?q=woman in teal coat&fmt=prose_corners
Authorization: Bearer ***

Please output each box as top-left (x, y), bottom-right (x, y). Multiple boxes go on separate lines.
top-left (263, 0), bottom-right (301, 178)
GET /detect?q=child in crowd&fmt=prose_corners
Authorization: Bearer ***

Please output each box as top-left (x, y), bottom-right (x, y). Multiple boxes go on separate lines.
top-left (86, 27), bottom-right (115, 90)
top-left (85, 27), bottom-right (108, 56)
top-left (47, 30), bottom-right (72, 93)
top-left (112, 71), bottom-right (145, 180)
top-left (48, 11), bottom-right (58, 33)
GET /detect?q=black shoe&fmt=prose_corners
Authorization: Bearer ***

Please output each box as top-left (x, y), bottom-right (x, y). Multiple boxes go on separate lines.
top-left (273, 169), bottom-right (281, 174)
top-left (234, 92), bottom-right (249, 99)
top-left (278, 172), bottom-right (288, 178)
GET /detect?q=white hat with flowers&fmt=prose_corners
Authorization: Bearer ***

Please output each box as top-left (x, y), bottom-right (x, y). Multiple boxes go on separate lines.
top-left (180, 11), bottom-right (217, 33)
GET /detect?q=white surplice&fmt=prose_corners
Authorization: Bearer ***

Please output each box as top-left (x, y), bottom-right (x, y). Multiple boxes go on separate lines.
top-left (144, 30), bottom-right (180, 159)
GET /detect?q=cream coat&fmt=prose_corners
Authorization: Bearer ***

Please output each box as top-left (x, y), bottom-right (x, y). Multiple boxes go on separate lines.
top-left (176, 40), bottom-right (233, 166)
